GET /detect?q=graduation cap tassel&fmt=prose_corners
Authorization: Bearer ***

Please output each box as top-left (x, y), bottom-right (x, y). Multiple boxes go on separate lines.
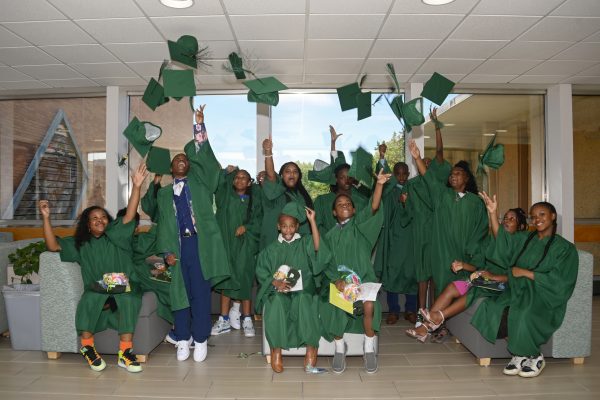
top-left (386, 63), bottom-right (401, 94)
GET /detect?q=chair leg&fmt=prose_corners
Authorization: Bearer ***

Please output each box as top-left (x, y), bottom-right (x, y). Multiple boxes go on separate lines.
top-left (572, 357), bottom-right (585, 365)
top-left (478, 357), bottom-right (491, 367)
top-left (265, 354), bottom-right (271, 364)
top-left (136, 354), bottom-right (147, 363)
top-left (47, 352), bottom-right (62, 360)
top-left (454, 338), bottom-right (461, 344)
top-left (1, 330), bottom-right (9, 338)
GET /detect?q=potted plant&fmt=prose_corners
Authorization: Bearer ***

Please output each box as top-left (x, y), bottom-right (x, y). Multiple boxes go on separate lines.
top-left (8, 241), bottom-right (46, 289)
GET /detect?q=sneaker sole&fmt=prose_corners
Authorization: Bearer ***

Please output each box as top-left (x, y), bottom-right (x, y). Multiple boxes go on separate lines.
top-left (503, 368), bottom-right (521, 376)
top-left (244, 332), bottom-right (256, 337)
top-left (211, 328), bottom-right (231, 336)
top-left (519, 363), bottom-right (545, 378)
top-left (89, 360), bottom-right (107, 372)
top-left (118, 361), bottom-right (142, 373)
top-left (165, 336), bottom-right (195, 348)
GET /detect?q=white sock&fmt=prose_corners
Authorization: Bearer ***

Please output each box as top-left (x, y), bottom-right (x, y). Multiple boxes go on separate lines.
top-left (364, 335), bottom-right (375, 353)
top-left (335, 339), bottom-right (345, 353)
top-left (231, 302), bottom-right (240, 312)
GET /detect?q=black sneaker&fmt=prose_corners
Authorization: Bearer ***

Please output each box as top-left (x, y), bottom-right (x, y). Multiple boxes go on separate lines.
top-left (118, 348), bottom-right (143, 373)
top-left (519, 355), bottom-right (545, 378)
top-left (80, 345), bottom-right (106, 372)
top-left (503, 355), bottom-right (527, 376)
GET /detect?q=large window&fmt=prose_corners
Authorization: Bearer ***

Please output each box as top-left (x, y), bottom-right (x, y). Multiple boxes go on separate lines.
top-left (0, 97), bottom-right (106, 221)
top-left (423, 94), bottom-right (545, 215)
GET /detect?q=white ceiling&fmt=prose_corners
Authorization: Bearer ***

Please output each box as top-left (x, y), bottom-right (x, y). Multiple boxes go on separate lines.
top-left (1, 0), bottom-right (600, 94)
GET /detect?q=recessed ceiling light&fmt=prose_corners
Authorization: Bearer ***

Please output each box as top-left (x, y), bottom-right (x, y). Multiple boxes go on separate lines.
top-left (160, 0), bottom-right (194, 9)
top-left (444, 123), bottom-right (455, 127)
top-left (495, 129), bottom-right (508, 133)
top-left (424, 136), bottom-right (431, 139)
top-left (422, 0), bottom-right (456, 5)
top-left (483, 133), bottom-right (495, 136)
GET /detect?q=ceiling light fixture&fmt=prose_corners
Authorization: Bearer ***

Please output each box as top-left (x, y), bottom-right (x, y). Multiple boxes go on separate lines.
top-left (422, 0), bottom-right (456, 5)
top-left (495, 129), bottom-right (508, 133)
top-left (444, 123), bottom-right (455, 127)
top-left (424, 136), bottom-right (431, 139)
top-left (160, 0), bottom-right (194, 9)
top-left (483, 133), bottom-right (495, 136)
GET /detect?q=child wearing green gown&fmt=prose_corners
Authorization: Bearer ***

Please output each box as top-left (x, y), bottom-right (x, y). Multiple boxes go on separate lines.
top-left (255, 202), bottom-right (328, 373)
top-left (39, 163), bottom-right (148, 373)
top-left (212, 167), bottom-right (263, 337)
top-left (473, 195), bottom-right (579, 378)
top-left (319, 169), bottom-right (391, 374)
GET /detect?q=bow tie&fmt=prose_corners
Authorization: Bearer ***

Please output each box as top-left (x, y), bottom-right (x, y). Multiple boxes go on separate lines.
top-left (175, 178), bottom-right (187, 184)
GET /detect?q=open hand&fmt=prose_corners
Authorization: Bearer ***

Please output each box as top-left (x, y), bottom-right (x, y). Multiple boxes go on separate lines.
top-left (478, 191), bottom-right (497, 215)
top-left (39, 200), bottom-right (51, 218)
top-left (305, 207), bottom-right (316, 223)
top-left (195, 104), bottom-right (206, 124)
top-left (376, 169), bottom-right (392, 185)
top-left (329, 125), bottom-right (342, 143)
top-left (430, 107), bottom-right (438, 121)
top-left (408, 139), bottom-right (421, 160)
top-left (132, 163), bottom-right (149, 188)
top-left (378, 142), bottom-right (387, 158)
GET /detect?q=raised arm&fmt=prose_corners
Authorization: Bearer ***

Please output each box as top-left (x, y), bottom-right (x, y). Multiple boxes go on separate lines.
top-left (306, 207), bottom-right (319, 252)
top-left (262, 138), bottom-right (276, 182)
top-left (479, 191), bottom-right (500, 237)
top-left (431, 108), bottom-right (444, 164)
top-left (330, 125), bottom-right (342, 152)
top-left (122, 163), bottom-right (148, 225)
top-left (39, 200), bottom-right (60, 251)
top-left (408, 139), bottom-right (427, 176)
top-left (371, 169), bottom-right (392, 214)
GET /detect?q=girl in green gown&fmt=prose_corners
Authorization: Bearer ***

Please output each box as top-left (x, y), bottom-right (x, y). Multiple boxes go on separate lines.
top-left (39, 163), bottom-right (148, 373)
top-left (255, 203), bottom-right (328, 373)
top-left (473, 195), bottom-right (579, 378)
top-left (406, 207), bottom-right (528, 342)
top-left (212, 167), bottom-right (263, 337)
top-left (259, 137), bottom-right (314, 250)
top-left (319, 169), bottom-right (391, 375)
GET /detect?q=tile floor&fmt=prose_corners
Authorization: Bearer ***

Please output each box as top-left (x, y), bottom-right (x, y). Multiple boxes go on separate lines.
top-left (0, 297), bottom-right (598, 399)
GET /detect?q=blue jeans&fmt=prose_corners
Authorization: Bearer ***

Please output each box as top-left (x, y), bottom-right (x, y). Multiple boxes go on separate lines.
top-left (387, 291), bottom-right (417, 314)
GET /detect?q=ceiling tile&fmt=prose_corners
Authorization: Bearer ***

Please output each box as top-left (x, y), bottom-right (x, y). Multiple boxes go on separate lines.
top-left (3, 20), bottom-right (96, 45)
top-left (381, 14), bottom-right (463, 39)
top-left (576, 63), bottom-right (600, 76)
top-left (0, 66), bottom-right (35, 81)
top-left (431, 40), bottom-right (508, 59)
top-left (0, 80), bottom-right (51, 89)
top-left (48, 0), bottom-right (144, 19)
top-left (526, 59), bottom-right (597, 75)
top-left (104, 42), bottom-right (168, 62)
top-left (391, 0), bottom-right (478, 14)
top-left (70, 62), bottom-right (137, 78)
top-left (552, 42), bottom-right (600, 61)
top-left (93, 77), bottom-right (147, 86)
top-left (562, 75), bottom-right (600, 84)
top-left (195, 59), bottom-right (226, 75)
top-left (472, 0), bottom-right (564, 16)
top-left (202, 40), bottom-right (238, 59)
top-left (471, 59), bottom-right (541, 74)
top-left (225, 0), bottom-right (305, 15)
top-left (77, 18), bottom-right (163, 44)
top-left (519, 17), bottom-right (600, 41)
top-left (492, 41), bottom-right (573, 60)
top-left (253, 59), bottom-right (304, 75)
top-left (0, 1), bottom-right (66, 22)
top-left (363, 58), bottom-right (424, 75)
top-left (370, 39), bottom-right (441, 58)
top-left (195, 75), bottom-right (240, 86)
top-left (238, 40), bottom-right (304, 59)
top-left (551, 0), bottom-right (600, 17)
top-left (306, 59), bottom-right (364, 74)
top-left (126, 61), bottom-right (164, 77)
top-left (230, 15), bottom-right (304, 40)
top-left (417, 58), bottom-right (484, 74)
top-left (304, 74), bottom-right (357, 84)
top-left (136, 0), bottom-right (223, 16)
top-left (16, 64), bottom-right (84, 79)
top-left (511, 74), bottom-right (568, 83)
top-left (152, 16), bottom-right (234, 41)
top-left (312, 0), bottom-right (392, 14)
top-left (307, 39), bottom-right (372, 58)
top-left (0, 47), bottom-right (59, 66)
top-left (460, 74), bottom-right (519, 83)
top-left (264, 74), bottom-right (303, 85)
top-left (410, 73), bottom-right (464, 83)
top-left (42, 78), bottom-right (100, 87)
top-left (0, 26), bottom-right (29, 47)
top-left (309, 14), bottom-right (384, 39)
top-left (41, 44), bottom-right (119, 64)
top-left (584, 31), bottom-right (600, 41)
top-left (362, 73), bottom-right (410, 84)
top-left (451, 16), bottom-right (540, 40)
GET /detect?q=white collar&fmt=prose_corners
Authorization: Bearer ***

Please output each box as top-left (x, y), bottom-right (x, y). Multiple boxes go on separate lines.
top-left (336, 218), bottom-right (351, 227)
top-left (278, 233), bottom-right (301, 243)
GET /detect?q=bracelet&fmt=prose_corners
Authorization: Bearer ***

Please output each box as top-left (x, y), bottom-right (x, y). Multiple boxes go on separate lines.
top-left (264, 154), bottom-right (273, 158)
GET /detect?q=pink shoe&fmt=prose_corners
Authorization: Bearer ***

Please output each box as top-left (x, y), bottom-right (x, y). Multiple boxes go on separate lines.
top-left (421, 309), bottom-right (445, 332)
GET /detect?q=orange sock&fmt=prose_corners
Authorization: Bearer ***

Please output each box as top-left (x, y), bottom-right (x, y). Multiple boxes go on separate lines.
top-left (81, 337), bottom-right (94, 347)
top-left (120, 340), bottom-right (133, 352)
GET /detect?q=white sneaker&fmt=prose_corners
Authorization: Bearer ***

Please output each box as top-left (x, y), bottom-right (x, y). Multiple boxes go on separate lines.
top-left (193, 340), bottom-right (208, 362)
top-left (165, 331), bottom-right (194, 348)
top-left (518, 355), bottom-right (545, 378)
top-left (176, 339), bottom-right (190, 361)
top-left (503, 355), bottom-right (528, 376)
top-left (242, 317), bottom-right (255, 337)
top-left (211, 316), bottom-right (231, 335)
top-left (229, 306), bottom-right (241, 330)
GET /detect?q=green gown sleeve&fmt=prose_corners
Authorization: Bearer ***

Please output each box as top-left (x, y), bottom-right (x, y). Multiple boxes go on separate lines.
top-left (184, 139), bottom-right (221, 194)
top-left (428, 158), bottom-right (452, 184)
top-left (354, 197), bottom-right (385, 250)
top-left (244, 185), bottom-right (264, 240)
top-left (532, 241), bottom-right (579, 309)
top-left (141, 182), bottom-right (161, 222)
top-left (215, 168), bottom-right (237, 206)
top-left (262, 175), bottom-right (287, 201)
top-left (422, 167), bottom-right (445, 209)
top-left (104, 217), bottom-right (136, 254)
top-left (255, 246), bottom-right (276, 313)
top-left (462, 197), bottom-right (490, 268)
top-left (57, 236), bottom-right (80, 263)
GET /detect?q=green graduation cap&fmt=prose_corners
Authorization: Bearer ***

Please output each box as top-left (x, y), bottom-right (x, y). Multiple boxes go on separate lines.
top-left (146, 146), bottom-right (172, 175)
top-left (336, 82), bottom-right (361, 111)
top-left (168, 35), bottom-right (199, 69)
top-left (356, 91), bottom-right (372, 121)
top-left (308, 159), bottom-right (335, 185)
top-left (421, 72), bottom-right (455, 106)
top-left (477, 135), bottom-right (505, 175)
top-left (348, 147), bottom-right (374, 189)
top-left (244, 77), bottom-right (287, 106)
top-left (142, 78), bottom-right (170, 111)
top-left (228, 52), bottom-right (246, 80)
top-left (163, 69), bottom-right (196, 98)
top-left (248, 91), bottom-right (280, 106)
top-left (389, 96), bottom-right (425, 133)
top-left (122, 117), bottom-right (163, 157)
top-left (281, 202), bottom-right (306, 223)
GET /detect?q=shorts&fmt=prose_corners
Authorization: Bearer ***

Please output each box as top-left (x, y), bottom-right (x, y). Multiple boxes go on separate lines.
top-left (452, 280), bottom-right (470, 296)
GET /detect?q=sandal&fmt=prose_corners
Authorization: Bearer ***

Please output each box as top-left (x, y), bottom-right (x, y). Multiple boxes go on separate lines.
top-left (405, 326), bottom-right (429, 343)
top-left (430, 326), bottom-right (450, 344)
top-left (421, 309), bottom-right (445, 332)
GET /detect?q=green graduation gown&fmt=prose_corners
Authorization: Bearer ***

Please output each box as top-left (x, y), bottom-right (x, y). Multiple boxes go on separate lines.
top-left (259, 176), bottom-right (311, 250)
top-left (423, 168), bottom-right (489, 296)
top-left (141, 181), bottom-right (161, 222)
top-left (215, 169), bottom-right (263, 300)
top-left (154, 140), bottom-right (232, 312)
top-left (255, 235), bottom-right (329, 349)
top-left (58, 218), bottom-right (142, 335)
top-left (470, 228), bottom-right (579, 356)
top-left (319, 200), bottom-right (384, 341)
top-left (405, 176), bottom-right (434, 282)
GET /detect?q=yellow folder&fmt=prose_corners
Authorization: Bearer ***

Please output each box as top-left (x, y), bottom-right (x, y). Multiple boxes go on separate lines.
top-left (329, 283), bottom-right (354, 314)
